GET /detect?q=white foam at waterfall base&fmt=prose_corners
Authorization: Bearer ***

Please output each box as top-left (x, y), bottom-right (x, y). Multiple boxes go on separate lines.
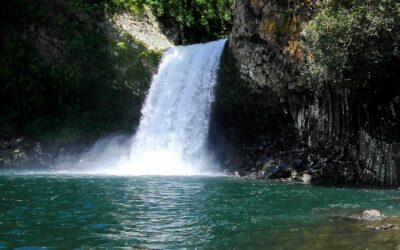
top-left (68, 39), bottom-right (227, 176)
top-left (128, 39), bottom-right (226, 175)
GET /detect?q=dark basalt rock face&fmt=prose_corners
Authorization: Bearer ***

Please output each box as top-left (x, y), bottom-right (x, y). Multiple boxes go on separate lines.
top-left (219, 0), bottom-right (400, 186)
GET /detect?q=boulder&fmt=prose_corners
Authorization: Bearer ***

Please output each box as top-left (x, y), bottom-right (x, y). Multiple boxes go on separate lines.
top-left (263, 167), bottom-right (280, 179)
top-left (301, 173), bottom-right (312, 183)
top-left (292, 158), bottom-right (303, 168)
top-left (362, 209), bottom-right (385, 221)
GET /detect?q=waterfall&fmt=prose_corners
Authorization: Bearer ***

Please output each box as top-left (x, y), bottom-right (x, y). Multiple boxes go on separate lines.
top-left (128, 39), bottom-right (227, 175)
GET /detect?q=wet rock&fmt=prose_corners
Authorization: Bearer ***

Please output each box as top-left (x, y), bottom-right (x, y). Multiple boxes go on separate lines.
top-left (292, 158), bottom-right (303, 168)
top-left (279, 162), bottom-right (289, 169)
top-left (264, 166), bottom-right (280, 179)
top-left (248, 172), bottom-right (258, 179)
top-left (362, 209), bottom-right (384, 221)
top-left (291, 170), bottom-right (299, 180)
top-left (364, 223), bottom-right (399, 231)
top-left (228, 0), bottom-right (400, 186)
top-left (301, 174), bottom-right (312, 184)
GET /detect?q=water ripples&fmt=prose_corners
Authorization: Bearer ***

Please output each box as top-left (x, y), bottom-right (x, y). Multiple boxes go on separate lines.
top-left (0, 174), bottom-right (399, 248)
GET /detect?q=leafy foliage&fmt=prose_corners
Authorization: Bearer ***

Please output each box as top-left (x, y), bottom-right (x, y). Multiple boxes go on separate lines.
top-left (301, 0), bottom-right (400, 90)
top-left (110, 0), bottom-right (235, 42)
top-left (0, 0), bottom-right (233, 143)
top-left (0, 0), bottom-right (161, 143)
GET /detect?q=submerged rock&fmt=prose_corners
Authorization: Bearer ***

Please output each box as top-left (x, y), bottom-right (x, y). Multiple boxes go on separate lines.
top-left (344, 209), bottom-right (386, 221)
top-left (364, 223), bottom-right (399, 231)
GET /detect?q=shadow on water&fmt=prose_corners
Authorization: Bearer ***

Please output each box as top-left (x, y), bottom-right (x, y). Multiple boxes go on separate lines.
top-left (0, 174), bottom-right (400, 248)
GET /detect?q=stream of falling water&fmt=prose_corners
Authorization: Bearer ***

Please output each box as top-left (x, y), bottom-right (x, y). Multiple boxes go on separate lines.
top-left (51, 39), bottom-right (226, 175)
top-left (86, 39), bottom-right (226, 175)
top-left (123, 39), bottom-right (226, 175)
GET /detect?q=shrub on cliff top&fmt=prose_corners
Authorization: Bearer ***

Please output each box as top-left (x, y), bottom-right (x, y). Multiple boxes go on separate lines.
top-left (301, 0), bottom-right (400, 90)
top-left (110, 0), bottom-right (235, 43)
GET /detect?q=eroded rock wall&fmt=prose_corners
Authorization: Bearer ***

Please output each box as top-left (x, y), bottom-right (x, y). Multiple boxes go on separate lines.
top-left (227, 0), bottom-right (400, 186)
top-left (114, 7), bottom-right (175, 51)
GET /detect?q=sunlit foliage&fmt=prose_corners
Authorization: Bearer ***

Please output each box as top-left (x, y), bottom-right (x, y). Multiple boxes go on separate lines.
top-left (110, 0), bottom-right (235, 42)
top-left (302, 0), bottom-right (400, 90)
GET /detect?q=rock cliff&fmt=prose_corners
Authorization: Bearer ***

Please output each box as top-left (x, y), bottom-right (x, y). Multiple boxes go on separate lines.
top-left (222, 0), bottom-right (400, 186)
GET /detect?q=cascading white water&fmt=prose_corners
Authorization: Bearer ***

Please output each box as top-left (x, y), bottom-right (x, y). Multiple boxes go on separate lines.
top-left (127, 39), bottom-right (227, 175)
top-left (51, 40), bottom-right (226, 175)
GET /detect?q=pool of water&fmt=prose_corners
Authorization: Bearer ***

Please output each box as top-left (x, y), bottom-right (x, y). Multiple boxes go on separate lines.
top-left (1, 171), bottom-right (400, 249)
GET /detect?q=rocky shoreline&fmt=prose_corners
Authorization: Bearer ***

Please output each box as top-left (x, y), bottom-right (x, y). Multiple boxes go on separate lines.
top-left (313, 209), bottom-right (400, 249)
top-left (0, 131), bottom-right (393, 188)
top-left (0, 136), bottom-right (49, 169)
top-left (0, 135), bottom-right (90, 170)
top-left (220, 133), bottom-right (360, 185)
top-left (0, 133), bottom-right (356, 186)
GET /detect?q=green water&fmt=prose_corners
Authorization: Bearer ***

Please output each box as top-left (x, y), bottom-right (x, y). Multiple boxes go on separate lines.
top-left (1, 171), bottom-right (400, 249)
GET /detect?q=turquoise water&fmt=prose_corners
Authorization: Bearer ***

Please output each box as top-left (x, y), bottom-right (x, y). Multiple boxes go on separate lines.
top-left (1, 171), bottom-right (400, 249)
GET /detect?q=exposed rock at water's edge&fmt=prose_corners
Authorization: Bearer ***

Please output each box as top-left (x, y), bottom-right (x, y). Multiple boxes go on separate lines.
top-left (362, 210), bottom-right (385, 221)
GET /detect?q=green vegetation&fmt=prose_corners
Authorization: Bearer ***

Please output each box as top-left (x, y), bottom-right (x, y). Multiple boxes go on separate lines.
top-left (110, 0), bottom-right (235, 42)
top-left (0, 0), bottom-right (234, 144)
top-left (301, 0), bottom-right (400, 91)
top-left (0, 0), bottom-right (161, 143)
